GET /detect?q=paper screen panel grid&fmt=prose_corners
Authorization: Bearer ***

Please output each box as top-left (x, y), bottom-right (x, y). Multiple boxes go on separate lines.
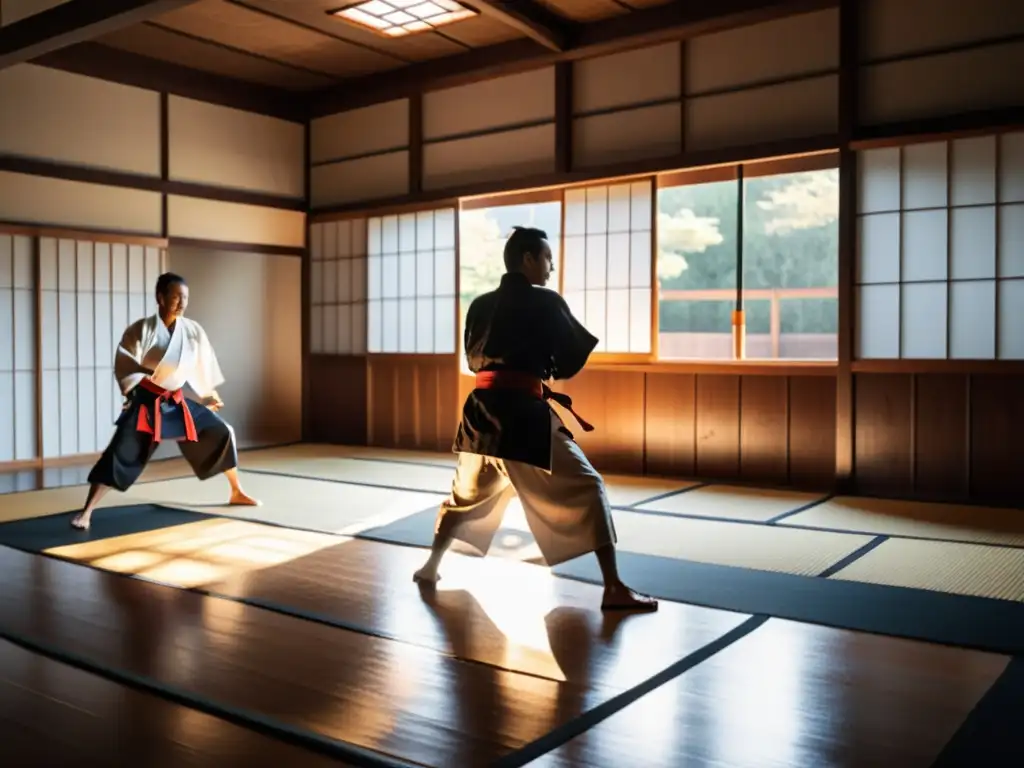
top-left (855, 131), bottom-right (1024, 360)
top-left (562, 181), bottom-right (654, 354)
top-left (0, 234), bottom-right (36, 462)
top-left (309, 218), bottom-right (368, 355)
top-left (367, 209), bottom-right (457, 354)
top-left (39, 238), bottom-right (161, 459)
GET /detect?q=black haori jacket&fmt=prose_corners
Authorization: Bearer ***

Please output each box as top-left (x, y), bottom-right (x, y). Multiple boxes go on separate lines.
top-left (453, 272), bottom-right (598, 470)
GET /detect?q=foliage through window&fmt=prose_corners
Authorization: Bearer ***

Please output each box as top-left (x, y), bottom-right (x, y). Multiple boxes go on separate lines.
top-left (656, 161), bottom-right (839, 360)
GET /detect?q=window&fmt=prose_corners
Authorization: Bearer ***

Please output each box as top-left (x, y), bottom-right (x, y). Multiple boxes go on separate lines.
top-left (741, 166), bottom-right (839, 360)
top-left (656, 156), bottom-right (839, 360)
top-left (562, 181), bottom-right (654, 356)
top-left (39, 237), bottom-right (162, 459)
top-left (0, 233), bottom-right (35, 462)
top-left (657, 171), bottom-right (738, 359)
top-left (310, 218), bottom-right (368, 356)
top-left (856, 132), bottom-right (1024, 360)
top-left (367, 208), bottom-right (456, 354)
top-left (458, 192), bottom-right (562, 373)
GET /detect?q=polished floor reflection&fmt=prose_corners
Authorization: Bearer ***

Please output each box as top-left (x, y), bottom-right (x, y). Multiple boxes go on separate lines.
top-left (1, 444), bottom-right (1022, 766)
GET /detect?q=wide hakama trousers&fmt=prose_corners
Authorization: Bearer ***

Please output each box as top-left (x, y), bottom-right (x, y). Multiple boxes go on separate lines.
top-left (87, 387), bottom-right (238, 492)
top-left (433, 412), bottom-right (617, 567)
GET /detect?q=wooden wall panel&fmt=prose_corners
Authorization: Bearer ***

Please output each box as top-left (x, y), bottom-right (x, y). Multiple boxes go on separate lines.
top-left (695, 374), bottom-right (741, 479)
top-left (311, 153), bottom-right (409, 208)
top-left (166, 195), bottom-right (305, 248)
top-left (788, 376), bottom-right (836, 488)
top-left (311, 100), bottom-right (409, 164)
top-left (853, 373), bottom-right (913, 494)
top-left (367, 356), bottom-right (458, 452)
top-left (168, 96), bottom-right (304, 198)
top-left (969, 374), bottom-right (1024, 501)
top-left (308, 355), bottom-right (367, 445)
top-left (422, 125), bottom-right (554, 191)
top-left (0, 171), bottom-right (161, 234)
top-left (860, 42), bottom-right (1024, 126)
top-left (644, 372), bottom-right (696, 478)
top-left (422, 68), bottom-right (554, 140)
top-left (557, 368), bottom-right (646, 476)
top-left (686, 76), bottom-right (838, 151)
top-left (0, 64), bottom-right (160, 176)
top-left (739, 376), bottom-right (788, 484)
top-left (914, 374), bottom-right (968, 498)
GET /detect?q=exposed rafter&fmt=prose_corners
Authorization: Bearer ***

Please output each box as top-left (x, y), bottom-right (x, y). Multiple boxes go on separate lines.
top-left (310, 0), bottom-right (836, 116)
top-left (468, 1), bottom-right (571, 52)
top-left (0, 0), bottom-right (196, 69)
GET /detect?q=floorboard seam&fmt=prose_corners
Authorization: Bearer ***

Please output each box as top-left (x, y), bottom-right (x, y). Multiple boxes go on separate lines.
top-left (0, 542), bottom-right (579, 685)
top-left (0, 628), bottom-right (423, 768)
top-left (816, 535), bottom-right (889, 578)
top-left (491, 615), bottom-right (771, 768)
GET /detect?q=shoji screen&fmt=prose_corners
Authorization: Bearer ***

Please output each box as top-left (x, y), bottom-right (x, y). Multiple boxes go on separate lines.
top-left (309, 217), bottom-right (368, 355)
top-left (0, 232), bottom-right (36, 462)
top-left (562, 181), bottom-right (654, 355)
top-left (856, 132), bottom-right (1024, 359)
top-left (367, 208), bottom-right (457, 354)
top-left (39, 237), bottom-right (162, 459)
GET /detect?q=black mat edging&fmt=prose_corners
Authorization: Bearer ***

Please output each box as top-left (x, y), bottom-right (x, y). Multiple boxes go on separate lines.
top-left (766, 492), bottom-right (834, 524)
top-left (816, 535), bottom-right (888, 577)
top-left (492, 615), bottom-right (770, 768)
top-left (624, 482), bottom-right (707, 508)
top-left (0, 504), bottom-right (213, 551)
top-left (931, 656), bottom-right (1024, 767)
top-left (0, 628), bottom-right (423, 768)
top-left (552, 551), bottom-right (1024, 657)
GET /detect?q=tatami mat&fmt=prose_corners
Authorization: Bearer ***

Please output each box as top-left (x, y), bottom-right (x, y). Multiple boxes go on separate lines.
top-left (634, 483), bottom-right (826, 522)
top-left (135, 471), bottom-right (446, 535)
top-left (783, 495), bottom-right (1024, 547)
top-left (612, 509), bottom-right (871, 576)
top-left (373, 496), bottom-right (875, 577)
top-left (830, 538), bottom-right (1024, 602)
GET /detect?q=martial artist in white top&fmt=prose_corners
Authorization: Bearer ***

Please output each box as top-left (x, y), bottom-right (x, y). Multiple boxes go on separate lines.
top-left (71, 273), bottom-right (259, 530)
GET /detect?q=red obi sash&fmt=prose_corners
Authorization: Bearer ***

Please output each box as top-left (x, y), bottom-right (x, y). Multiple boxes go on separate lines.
top-left (474, 371), bottom-right (594, 432)
top-left (135, 378), bottom-right (198, 444)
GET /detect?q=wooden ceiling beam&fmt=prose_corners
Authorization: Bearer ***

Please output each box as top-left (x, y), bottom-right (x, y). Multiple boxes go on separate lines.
top-left (309, 0), bottom-right (836, 116)
top-left (468, 1), bottom-right (571, 52)
top-left (0, 0), bottom-right (197, 69)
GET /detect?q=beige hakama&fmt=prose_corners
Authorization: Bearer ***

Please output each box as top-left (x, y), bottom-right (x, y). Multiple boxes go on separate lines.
top-left (433, 412), bottom-right (617, 566)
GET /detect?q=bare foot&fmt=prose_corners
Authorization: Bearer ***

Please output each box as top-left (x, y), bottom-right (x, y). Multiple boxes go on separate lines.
top-left (413, 565), bottom-right (441, 584)
top-left (70, 512), bottom-right (91, 530)
top-left (601, 584), bottom-right (658, 612)
top-left (229, 490), bottom-right (261, 506)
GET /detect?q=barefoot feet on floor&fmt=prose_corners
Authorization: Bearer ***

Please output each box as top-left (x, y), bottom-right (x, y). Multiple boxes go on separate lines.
top-left (70, 512), bottom-right (91, 530)
top-left (413, 565), bottom-right (441, 584)
top-left (228, 490), bottom-right (261, 506)
top-left (601, 584), bottom-right (659, 612)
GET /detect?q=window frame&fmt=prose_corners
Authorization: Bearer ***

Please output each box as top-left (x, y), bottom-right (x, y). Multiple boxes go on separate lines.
top-left (653, 151), bottom-right (841, 368)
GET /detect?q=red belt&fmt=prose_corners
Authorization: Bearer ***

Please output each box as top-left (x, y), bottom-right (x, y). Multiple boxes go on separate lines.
top-left (475, 371), bottom-right (594, 432)
top-left (135, 378), bottom-right (198, 443)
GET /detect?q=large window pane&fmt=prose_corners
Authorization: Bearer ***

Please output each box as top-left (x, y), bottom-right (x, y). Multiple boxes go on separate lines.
top-left (657, 180), bottom-right (738, 360)
top-left (742, 168), bottom-right (839, 360)
top-left (458, 199), bottom-right (562, 373)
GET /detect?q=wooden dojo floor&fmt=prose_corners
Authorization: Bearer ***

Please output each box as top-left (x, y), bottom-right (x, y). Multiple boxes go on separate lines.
top-left (1, 443), bottom-right (1022, 767)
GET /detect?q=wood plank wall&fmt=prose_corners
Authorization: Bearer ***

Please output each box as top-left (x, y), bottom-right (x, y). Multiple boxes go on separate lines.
top-left (855, 372), bottom-right (1024, 503)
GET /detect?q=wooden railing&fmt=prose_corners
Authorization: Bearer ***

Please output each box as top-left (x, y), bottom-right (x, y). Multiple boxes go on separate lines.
top-left (659, 286), bottom-right (839, 359)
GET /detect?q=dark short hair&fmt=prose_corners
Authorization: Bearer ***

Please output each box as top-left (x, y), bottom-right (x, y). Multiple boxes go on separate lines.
top-left (503, 226), bottom-right (549, 272)
top-left (155, 272), bottom-right (187, 298)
